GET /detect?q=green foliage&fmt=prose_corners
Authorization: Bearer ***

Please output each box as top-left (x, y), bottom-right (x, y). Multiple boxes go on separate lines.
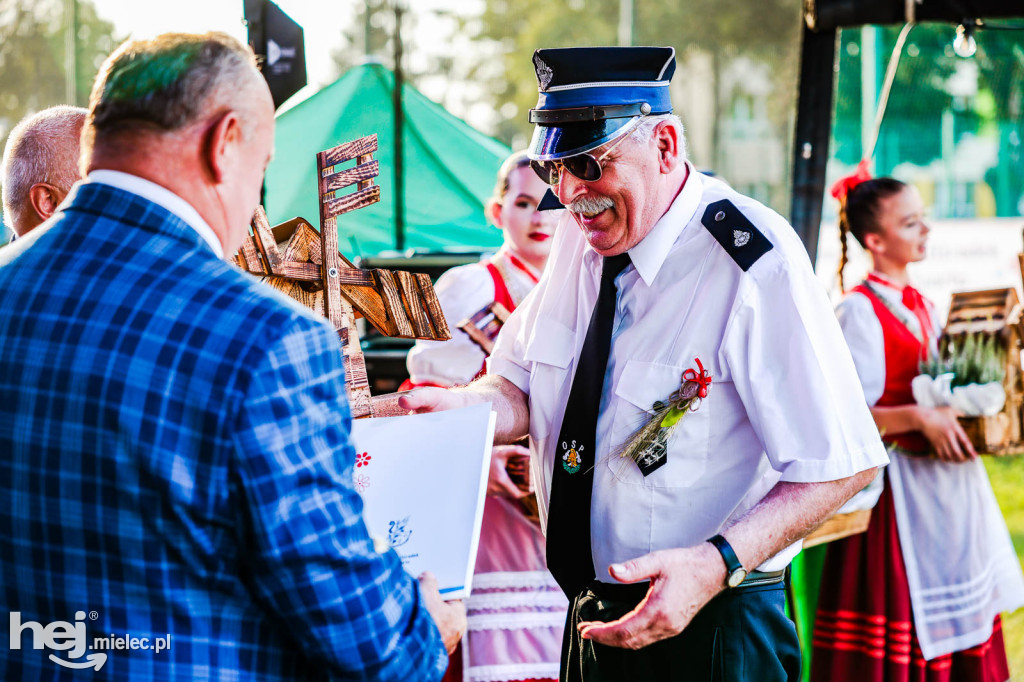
top-left (919, 332), bottom-right (1006, 387)
top-left (471, 0), bottom-right (802, 153)
top-left (831, 23), bottom-right (1024, 216)
top-left (330, 0), bottom-right (394, 77)
top-left (832, 25), bottom-right (958, 167)
top-left (0, 0), bottom-right (119, 145)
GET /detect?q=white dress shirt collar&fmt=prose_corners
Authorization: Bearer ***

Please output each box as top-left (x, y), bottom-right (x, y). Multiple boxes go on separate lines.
top-left (579, 162), bottom-right (703, 287)
top-left (627, 162), bottom-right (703, 287)
top-left (86, 170), bottom-right (224, 258)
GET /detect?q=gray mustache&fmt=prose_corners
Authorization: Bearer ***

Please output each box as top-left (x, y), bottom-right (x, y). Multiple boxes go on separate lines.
top-left (568, 196), bottom-right (614, 215)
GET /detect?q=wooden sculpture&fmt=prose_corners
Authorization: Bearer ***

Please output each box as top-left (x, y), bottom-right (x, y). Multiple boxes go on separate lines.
top-left (235, 134), bottom-right (450, 418)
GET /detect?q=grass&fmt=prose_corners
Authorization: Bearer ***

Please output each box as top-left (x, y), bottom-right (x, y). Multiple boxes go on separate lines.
top-left (984, 455), bottom-right (1024, 679)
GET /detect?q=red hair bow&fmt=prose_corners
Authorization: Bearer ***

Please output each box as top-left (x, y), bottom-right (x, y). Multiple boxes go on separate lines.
top-left (829, 159), bottom-right (872, 201)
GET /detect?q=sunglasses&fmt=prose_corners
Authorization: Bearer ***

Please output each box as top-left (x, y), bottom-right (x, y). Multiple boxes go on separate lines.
top-left (530, 123), bottom-right (639, 186)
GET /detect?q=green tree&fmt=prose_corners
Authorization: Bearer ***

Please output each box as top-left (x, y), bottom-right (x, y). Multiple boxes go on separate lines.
top-left (330, 0), bottom-right (394, 77)
top-left (975, 24), bottom-right (1024, 216)
top-left (832, 25), bottom-right (960, 169)
top-left (832, 23), bottom-right (1024, 215)
top-left (0, 0), bottom-right (118, 240)
top-left (473, 0), bottom-right (800, 143)
top-left (469, 0), bottom-right (803, 208)
top-left (0, 0), bottom-right (118, 143)
top-left (328, 2), bottom-right (481, 119)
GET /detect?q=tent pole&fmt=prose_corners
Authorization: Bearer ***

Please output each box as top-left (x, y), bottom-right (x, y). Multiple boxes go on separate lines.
top-left (392, 0), bottom-right (406, 252)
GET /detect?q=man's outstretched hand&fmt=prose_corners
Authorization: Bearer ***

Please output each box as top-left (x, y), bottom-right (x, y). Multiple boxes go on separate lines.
top-left (576, 544), bottom-right (727, 650)
top-left (398, 387), bottom-right (468, 414)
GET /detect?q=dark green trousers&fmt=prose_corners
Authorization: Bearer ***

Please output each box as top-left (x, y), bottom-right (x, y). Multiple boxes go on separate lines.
top-left (560, 579), bottom-right (800, 682)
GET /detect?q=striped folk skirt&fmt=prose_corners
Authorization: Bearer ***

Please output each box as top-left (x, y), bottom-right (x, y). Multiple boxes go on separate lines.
top-left (811, 475), bottom-right (1010, 682)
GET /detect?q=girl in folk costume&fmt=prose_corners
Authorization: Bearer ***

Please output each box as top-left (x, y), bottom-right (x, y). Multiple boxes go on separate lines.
top-left (406, 151), bottom-right (566, 682)
top-left (811, 169), bottom-right (1024, 682)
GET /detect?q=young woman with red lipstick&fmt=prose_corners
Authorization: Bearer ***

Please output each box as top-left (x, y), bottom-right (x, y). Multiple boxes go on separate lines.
top-left (811, 174), bottom-right (1024, 682)
top-left (407, 151), bottom-right (555, 387)
top-left (406, 150), bottom-right (564, 682)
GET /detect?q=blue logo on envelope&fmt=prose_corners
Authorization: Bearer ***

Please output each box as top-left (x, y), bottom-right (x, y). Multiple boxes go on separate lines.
top-left (388, 516), bottom-right (412, 547)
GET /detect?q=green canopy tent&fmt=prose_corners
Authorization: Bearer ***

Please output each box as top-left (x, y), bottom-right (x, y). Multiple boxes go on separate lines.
top-left (263, 62), bottom-right (510, 257)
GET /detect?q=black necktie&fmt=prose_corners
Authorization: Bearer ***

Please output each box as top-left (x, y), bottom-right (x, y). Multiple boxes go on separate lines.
top-left (546, 253), bottom-right (631, 598)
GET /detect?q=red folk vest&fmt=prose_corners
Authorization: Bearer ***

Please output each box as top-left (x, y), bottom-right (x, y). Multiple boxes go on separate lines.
top-left (851, 283), bottom-right (931, 454)
top-left (485, 262), bottom-right (516, 314)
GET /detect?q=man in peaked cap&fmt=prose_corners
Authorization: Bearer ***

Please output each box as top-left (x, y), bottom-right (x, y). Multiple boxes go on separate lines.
top-left (403, 46), bottom-right (887, 681)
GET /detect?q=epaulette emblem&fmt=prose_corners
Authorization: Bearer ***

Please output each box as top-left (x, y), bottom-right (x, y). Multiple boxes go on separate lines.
top-left (700, 200), bottom-right (773, 272)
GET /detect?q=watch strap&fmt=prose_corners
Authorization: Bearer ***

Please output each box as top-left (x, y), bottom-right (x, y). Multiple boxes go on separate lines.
top-left (707, 534), bottom-right (744, 585)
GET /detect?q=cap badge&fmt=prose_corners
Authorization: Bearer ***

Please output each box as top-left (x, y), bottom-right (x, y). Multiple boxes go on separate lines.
top-left (733, 230), bottom-right (751, 248)
top-left (534, 54), bottom-right (554, 90)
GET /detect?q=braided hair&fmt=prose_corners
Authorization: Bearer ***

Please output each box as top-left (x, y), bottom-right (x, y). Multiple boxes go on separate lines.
top-left (836, 177), bottom-right (907, 291)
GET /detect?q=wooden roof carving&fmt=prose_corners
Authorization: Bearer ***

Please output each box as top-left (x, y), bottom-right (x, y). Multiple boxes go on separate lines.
top-left (234, 134), bottom-right (450, 417)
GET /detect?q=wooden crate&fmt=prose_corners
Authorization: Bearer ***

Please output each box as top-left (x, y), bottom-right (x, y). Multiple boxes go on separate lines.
top-left (942, 287), bottom-right (1024, 454)
top-left (959, 414), bottom-right (1012, 454)
top-left (803, 509), bottom-right (872, 548)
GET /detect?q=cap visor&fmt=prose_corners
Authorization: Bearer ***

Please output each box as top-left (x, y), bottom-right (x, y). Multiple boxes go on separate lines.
top-left (528, 116), bottom-right (639, 161)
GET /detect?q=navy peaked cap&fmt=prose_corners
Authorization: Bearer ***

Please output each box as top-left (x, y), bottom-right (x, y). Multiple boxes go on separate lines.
top-left (528, 46), bottom-right (676, 161)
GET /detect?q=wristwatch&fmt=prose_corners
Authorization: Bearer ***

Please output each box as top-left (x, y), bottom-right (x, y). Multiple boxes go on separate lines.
top-left (708, 534), bottom-right (747, 588)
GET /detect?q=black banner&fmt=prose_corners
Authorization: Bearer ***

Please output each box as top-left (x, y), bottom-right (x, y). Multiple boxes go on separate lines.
top-left (244, 0), bottom-right (307, 110)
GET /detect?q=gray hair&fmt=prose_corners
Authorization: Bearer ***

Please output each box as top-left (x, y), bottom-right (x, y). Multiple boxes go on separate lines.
top-left (85, 32), bottom-right (259, 151)
top-left (2, 105), bottom-right (87, 232)
top-left (627, 113), bottom-right (687, 160)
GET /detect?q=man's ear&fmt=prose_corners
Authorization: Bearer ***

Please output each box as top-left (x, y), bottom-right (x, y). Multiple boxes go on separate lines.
top-left (203, 111), bottom-right (242, 184)
top-left (27, 183), bottom-right (64, 221)
top-left (654, 121), bottom-right (680, 174)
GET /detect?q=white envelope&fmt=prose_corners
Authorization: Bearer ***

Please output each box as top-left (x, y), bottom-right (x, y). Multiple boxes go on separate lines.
top-left (351, 403), bottom-right (496, 600)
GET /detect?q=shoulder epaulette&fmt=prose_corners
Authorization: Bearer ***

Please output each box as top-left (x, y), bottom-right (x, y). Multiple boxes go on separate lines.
top-left (700, 199), bottom-right (773, 272)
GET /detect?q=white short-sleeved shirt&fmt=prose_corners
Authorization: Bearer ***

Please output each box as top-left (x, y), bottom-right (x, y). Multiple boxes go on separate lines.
top-left (489, 166), bottom-right (889, 574)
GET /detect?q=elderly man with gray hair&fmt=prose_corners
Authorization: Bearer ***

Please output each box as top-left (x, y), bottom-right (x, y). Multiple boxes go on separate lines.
top-left (403, 46), bottom-right (888, 682)
top-left (1, 105), bottom-right (87, 238)
top-left (0, 32), bottom-right (462, 681)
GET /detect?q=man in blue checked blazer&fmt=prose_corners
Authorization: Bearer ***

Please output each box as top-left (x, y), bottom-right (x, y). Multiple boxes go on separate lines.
top-left (0, 33), bottom-right (463, 680)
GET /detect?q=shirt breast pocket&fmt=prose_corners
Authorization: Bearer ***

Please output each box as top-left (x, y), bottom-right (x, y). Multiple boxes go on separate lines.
top-left (524, 317), bottom-right (576, 441)
top-left (607, 359), bottom-right (712, 488)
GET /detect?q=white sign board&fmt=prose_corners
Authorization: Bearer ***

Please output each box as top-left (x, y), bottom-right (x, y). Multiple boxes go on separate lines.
top-left (816, 217), bottom-right (1024, 320)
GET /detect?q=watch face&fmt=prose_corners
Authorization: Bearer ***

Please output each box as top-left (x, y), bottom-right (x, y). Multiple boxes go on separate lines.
top-left (727, 568), bottom-right (747, 588)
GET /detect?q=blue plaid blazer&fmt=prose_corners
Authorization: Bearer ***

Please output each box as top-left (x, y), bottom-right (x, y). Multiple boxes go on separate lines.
top-left (0, 182), bottom-right (447, 681)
